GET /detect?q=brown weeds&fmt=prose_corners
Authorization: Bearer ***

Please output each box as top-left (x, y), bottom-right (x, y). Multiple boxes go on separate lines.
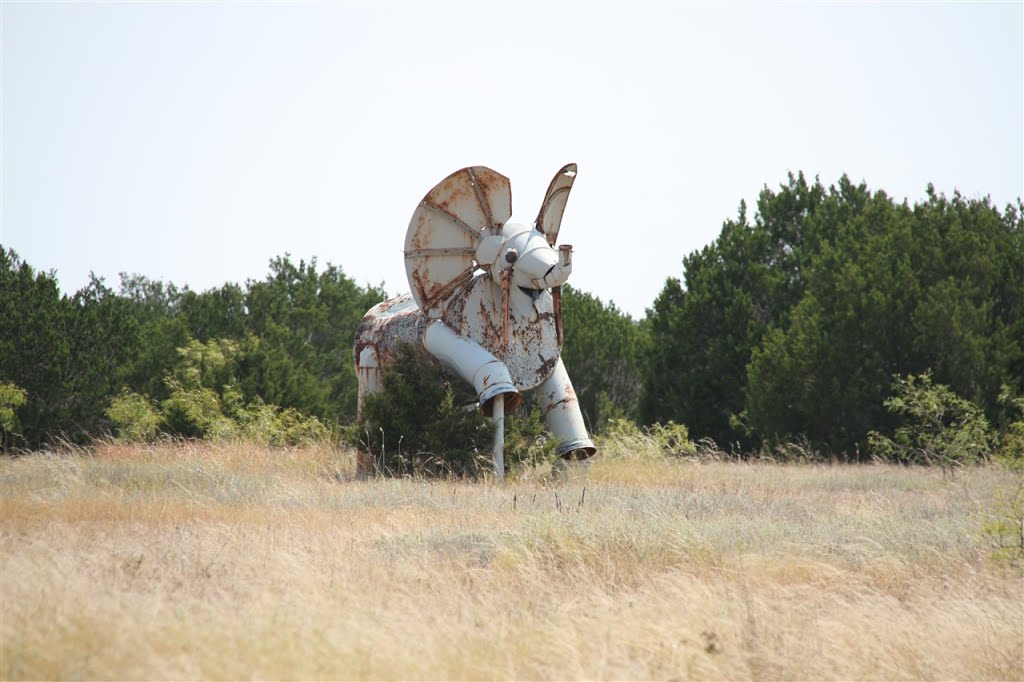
top-left (1, 441), bottom-right (1020, 680)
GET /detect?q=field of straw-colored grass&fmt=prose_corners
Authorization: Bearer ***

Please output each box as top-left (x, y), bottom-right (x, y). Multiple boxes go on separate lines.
top-left (1, 440), bottom-right (1021, 681)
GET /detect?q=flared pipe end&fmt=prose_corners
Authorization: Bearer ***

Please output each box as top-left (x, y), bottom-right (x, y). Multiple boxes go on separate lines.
top-left (554, 438), bottom-right (597, 460)
top-left (480, 386), bottom-right (522, 417)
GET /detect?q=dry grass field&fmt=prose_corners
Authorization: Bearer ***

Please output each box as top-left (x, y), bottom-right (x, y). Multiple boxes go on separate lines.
top-left (1, 440), bottom-right (1021, 680)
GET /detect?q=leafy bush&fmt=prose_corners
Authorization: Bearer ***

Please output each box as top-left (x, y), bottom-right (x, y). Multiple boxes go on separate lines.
top-left (0, 380), bottom-right (28, 449)
top-left (268, 406), bottom-right (331, 446)
top-left (996, 385), bottom-right (1024, 468)
top-left (353, 344), bottom-right (551, 478)
top-left (982, 476), bottom-right (1024, 567)
top-left (502, 401), bottom-right (558, 472)
top-left (161, 385), bottom-right (232, 438)
top-left (105, 390), bottom-right (162, 442)
top-left (598, 418), bottom-right (696, 459)
top-left (974, 386), bottom-right (1024, 567)
top-left (869, 372), bottom-right (993, 473)
top-left (106, 337), bottom-right (330, 446)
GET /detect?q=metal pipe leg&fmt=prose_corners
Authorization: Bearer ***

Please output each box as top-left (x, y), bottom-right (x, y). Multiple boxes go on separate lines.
top-left (492, 394), bottom-right (505, 480)
top-left (535, 357), bottom-right (596, 459)
top-left (422, 320), bottom-right (520, 414)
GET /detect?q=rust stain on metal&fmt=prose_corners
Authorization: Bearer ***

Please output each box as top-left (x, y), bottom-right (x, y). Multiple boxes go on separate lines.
top-left (353, 295), bottom-right (427, 373)
top-left (552, 285), bottom-right (563, 347)
top-left (421, 267), bottom-right (474, 312)
top-left (410, 270), bottom-right (435, 309)
top-left (419, 200), bottom-right (481, 241)
top-left (500, 268), bottom-right (511, 350)
top-left (467, 167), bottom-right (496, 231)
top-left (441, 281), bottom-right (469, 326)
top-left (537, 352), bottom-right (559, 379)
top-left (542, 383), bottom-right (579, 416)
top-left (476, 295), bottom-right (503, 350)
top-left (429, 174), bottom-right (476, 217)
top-left (536, 163), bottom-right (578, 246)
top-left (405, 247), bottom-right (476, 258)
top-left (563, 381), bottom-right (577, 401)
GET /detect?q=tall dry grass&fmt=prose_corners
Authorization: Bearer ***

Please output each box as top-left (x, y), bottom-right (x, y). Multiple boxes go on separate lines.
top-left (1, 439), bottom-right (1021, 680)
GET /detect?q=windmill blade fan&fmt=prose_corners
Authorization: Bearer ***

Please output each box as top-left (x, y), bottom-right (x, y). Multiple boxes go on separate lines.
top-left (404, 166), bottom-right (512, 318)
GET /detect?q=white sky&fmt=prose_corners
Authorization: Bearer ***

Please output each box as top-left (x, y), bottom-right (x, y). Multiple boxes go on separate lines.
top-left (2, 1), bottom-right (1021, 319)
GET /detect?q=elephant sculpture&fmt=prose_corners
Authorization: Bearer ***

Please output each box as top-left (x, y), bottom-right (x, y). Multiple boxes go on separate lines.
top-left (353, 164), bottom-right (596, 478)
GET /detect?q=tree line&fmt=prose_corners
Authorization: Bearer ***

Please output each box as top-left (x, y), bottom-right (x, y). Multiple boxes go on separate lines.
top-left (2, 173), bottom-right (1021, 458)
top-left (644, 174), bottom-right (1023, 456)
top-left (0, 253), bottom-right (386, 449)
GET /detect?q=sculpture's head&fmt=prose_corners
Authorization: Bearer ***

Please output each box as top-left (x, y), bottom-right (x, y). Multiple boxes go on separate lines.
top-left (404, 163), bottom-right (578, 319)
top-left (474, 223), bottom-right (573, 292)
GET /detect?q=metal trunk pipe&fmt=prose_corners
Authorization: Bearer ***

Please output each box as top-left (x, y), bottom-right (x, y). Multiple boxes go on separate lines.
top-left (422, 319), bottom-right (520, 416)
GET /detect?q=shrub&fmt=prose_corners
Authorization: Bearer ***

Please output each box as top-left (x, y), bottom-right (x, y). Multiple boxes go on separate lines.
top-left (869, 371), bottom-right (993, 474)
top-left (270, 406), bottom-right (331, 446)
top-left (598, 418), bottom-right (697, 459)
top-left (996, 385), bottom-right (1024, 468)
top-left (106, 390), bottom-right (162, 442)
top-left (160, 384), bottom-right (234, 439)
top-left (502, 401), bottom-right (557, 472)
top-left (107, 337), bottom-right (331, 447)
top-left (156, 384), bottom-right (330, 446)
top-left (0, 380), bottom-right (28, 449)
top-left (982, 476), bottom-right (1024, 567)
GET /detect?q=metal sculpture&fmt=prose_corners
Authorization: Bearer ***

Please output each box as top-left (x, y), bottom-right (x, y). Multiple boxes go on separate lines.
top-left (353, 164), bottom-right (595, 478)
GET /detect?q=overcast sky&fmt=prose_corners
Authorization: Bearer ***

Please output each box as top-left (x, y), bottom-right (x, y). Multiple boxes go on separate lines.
top-left (2, 1), bottom-right (1021, 318)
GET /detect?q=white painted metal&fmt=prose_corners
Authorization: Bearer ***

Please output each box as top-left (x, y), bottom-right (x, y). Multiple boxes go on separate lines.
top-left (422, 319), bottom-right (517, 411)
top-left (499, 224), bottom-right (572, 289)
top-left (492, 394), bottom-right (505, 480)
top-left (404, 167), bottom-right (512, 318)
top-left (535, 356), bottom-right (596, 457)
top-left (440, 271), bottom-right (560, 391)
top-left (536, 163), bottom-right (578, 246)
top-left (355, 346), bottom-right (379, 420)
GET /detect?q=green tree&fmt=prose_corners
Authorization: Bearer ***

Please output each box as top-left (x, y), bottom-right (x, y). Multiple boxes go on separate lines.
top-left (746, 186), bottom-right (1022, 454)
top-left (2, 253), bottom-right (144, 445)
top-left (0, 248), bottom-right (72, 448)
top-left (64, 275), bottom-right (141, 441)
top-left (995, 385), bottom-right (1024, 467)
top-left (2, 250), bottom-right (386, 448)
top-left (118, 273), bottom-right (183, 317)
top-left (117, 274), bottom-right (191, 401)
top-left (179, 283), bottom-right (247, 342)
top-left (644, 174), bottom-right (826, 446)
top-left (646, 176), bottom-right (1022, 456)
top-left (156, 337), bottom-right (328, 445)
top-left (559, 285), bottom-right (647, 432)
top-left (243, 255), bottom-right (386, 422)
top-left (160, 338), bottom-right (242, 438)
top-left (745, 185), bottom-right (917, 450)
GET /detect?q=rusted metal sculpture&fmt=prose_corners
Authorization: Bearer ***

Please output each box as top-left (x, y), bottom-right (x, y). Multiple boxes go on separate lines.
top-left (353, 164), bottom-right (595, 479)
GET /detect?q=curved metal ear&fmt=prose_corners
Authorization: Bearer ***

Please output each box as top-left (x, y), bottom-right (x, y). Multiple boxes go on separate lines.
top-left (404, 166), bottom-right (512, 317)
top-left (535, 163), bottom-right (577, 246)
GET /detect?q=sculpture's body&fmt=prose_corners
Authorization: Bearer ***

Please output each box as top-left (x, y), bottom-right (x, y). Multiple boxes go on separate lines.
top-left (353, 164), bottom-right (595, 477)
